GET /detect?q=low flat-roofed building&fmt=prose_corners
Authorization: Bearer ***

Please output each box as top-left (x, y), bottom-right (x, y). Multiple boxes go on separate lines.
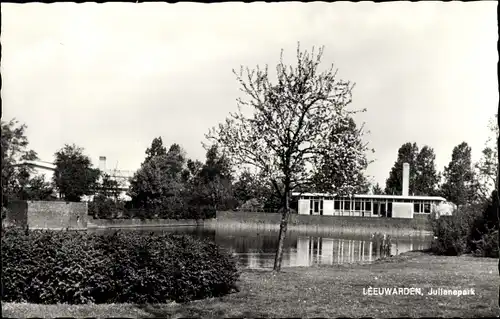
top-left (292, 162), bottom-right (451, 219)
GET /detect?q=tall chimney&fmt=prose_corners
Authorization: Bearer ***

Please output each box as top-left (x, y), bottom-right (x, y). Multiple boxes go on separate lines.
top-left (99, 156), bottom-right (107, 172)
top-left (402, 162), bottom-right (410, 196)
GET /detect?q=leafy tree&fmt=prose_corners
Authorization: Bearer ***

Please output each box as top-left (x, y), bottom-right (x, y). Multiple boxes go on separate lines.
top-left (233, 170), bottom-right (282, 212)
top-left (385, 142), bottom-right (419, 195)
top-left (475, 115), bottom-right (498, 201)
top-left (182, 159), bottom-right (204, 184)
top-left (199, 145), bottom-right (235, 210)
top-left (414, 146), bottom-right (440, 196)
top-left (372, 183), bottom-right (384, 195)
top-left (206, 44), bottom-right (367, 271)
top-left (20, 175), bottom-right (54, 201)
top-left (128, 143), bottom-right (187, 218)
top-left (53, 144), bottom-right (100, 202)
top-left (233, 169), bottom-right (267, 204)
top-left (1, 119), bottom-right (40, 205)
top-left (97, 172), bottom-right (121, 200)
top-left (163, 144), bottom-right (187, 180)
top-left (440, 142), bottom-right (477, 206)
top-left (233, 169), bottom-right (259, 204)
top-left (144, 136), bottom-right (167, 163)
top-left (311, 116), bottom-right (372, 195)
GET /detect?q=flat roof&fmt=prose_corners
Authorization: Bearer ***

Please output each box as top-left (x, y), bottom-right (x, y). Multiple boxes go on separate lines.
top-left (291, 192), bottom-right (446, 202)
top-left (13, 161), bottom-right (134, 179)
top-left (13, 160), bottom-right (56, 170)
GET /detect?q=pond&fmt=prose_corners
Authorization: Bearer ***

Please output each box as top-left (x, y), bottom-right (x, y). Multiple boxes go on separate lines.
top-left (94, 226), bottom-right (433, 269)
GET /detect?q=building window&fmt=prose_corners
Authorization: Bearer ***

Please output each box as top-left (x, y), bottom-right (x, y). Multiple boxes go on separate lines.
top-left (310, 199), bottom-right (324, 215)
top-left (365, 201), bottom-right (371, 211)
top-left (414, 203), bottom-right (420, 213)
top-left (354, 201), bottom-right (361, 211)
top-left (334, 200), bottom-right (340, 210)
top-left (423, 203), bottom-right (431, 213)
top-left (344, 200), bottom-right (351, 211)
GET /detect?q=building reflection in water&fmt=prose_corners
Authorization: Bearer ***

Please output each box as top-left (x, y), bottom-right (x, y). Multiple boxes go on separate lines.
top-left (294, 236), bottom-right (428, 267)
top-left (149, 226), bottom-right (431, 269)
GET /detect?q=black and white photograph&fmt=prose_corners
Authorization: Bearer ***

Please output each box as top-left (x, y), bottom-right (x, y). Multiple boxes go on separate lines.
top-left (1, 1), bottom-right (498, 317)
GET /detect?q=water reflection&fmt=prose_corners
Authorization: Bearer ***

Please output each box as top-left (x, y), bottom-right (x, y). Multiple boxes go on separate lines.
top-left (92, 226), bottom-right (432, 269)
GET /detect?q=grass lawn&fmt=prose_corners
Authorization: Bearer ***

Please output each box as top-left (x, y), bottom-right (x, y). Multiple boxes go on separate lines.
top-left (2, 251), bottom-right (498, 318)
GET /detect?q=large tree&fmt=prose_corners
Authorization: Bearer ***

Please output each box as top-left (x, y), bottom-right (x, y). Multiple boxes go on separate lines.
top-left (206, 44), bottom-right (367, 271)
top-left (440, 142), bottom-right (477, 206)
top-left (144, 136), bottom-right (167, 163)
top-left (476, 115), bottom-right (498, 202)
top-left (372, 183), bottom-right (384, 195)
top-left (414, 146), bottom-right (440, 196)
top-left (53, 144), bottom-right (100, 202)
top-left (19, 175), bottom-right (54, 201)
top-left (385, 142), bottom-right (419, 195)
top-left (128, 143), bottom-right (187, 217)
top-left (197, 145), bottom-right (235, 211)
top-left (311, 116), bottom-right (372, 195)
top-left (1, 119), bottom-right (50, 205)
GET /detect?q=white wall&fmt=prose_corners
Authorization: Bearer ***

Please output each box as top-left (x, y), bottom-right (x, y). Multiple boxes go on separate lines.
top-left (392, 202), bottom-right (413, 218)
top-left (296, 236), bottom-right (311, 266)
top-left (298, 199), bottom-right (310, 215)
top-left (323, 200), bottom-right (334, 216)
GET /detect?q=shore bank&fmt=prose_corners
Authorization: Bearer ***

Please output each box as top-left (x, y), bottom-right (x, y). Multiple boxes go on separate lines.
top-left (205, 220), bottom-right (432, 237)
top-left (87, 217), bottom-right (202, 229)
top-left (211, 211), bottom-right (433, 236)
top-left (2, 252), bottom-right (497, 318)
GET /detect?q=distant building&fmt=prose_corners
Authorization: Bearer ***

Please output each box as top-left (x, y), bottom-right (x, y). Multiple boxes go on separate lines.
top-left (13, 156), bottom-right (134, 201)
top-left (12, 160), bottom-right (56, 183)
top-left (93, 156), bottom-right (134, 201)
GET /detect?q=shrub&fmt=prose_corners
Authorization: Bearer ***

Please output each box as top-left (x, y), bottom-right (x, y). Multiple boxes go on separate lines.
top-left (429, 204), bottom-right (481, 256)
top-left (471, 230), bottom-right (499, 258)
top-left (88, 195), bottom-right (126, 219)
top-left (239, 198), bottom-right (264, 212)
top-left (1, 229), bottom-right (239, 304)
top-left (468, 192), bottom-right (499, 257)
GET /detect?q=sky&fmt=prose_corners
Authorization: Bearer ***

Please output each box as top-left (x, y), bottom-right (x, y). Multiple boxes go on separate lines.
top-left (2, 2), bottom-right (498, 188)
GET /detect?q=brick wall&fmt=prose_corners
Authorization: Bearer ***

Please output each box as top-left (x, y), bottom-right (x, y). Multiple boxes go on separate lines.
top-left (27, 201), bottom-right (88, 229)
top-left (4, 201), bottom-right (88, 230)
top-left (4, 201), bottom-right (29, 228)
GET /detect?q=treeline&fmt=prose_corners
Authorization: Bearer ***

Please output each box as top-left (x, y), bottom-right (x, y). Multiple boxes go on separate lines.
top-left (2, 113), bottom-right (497, 223)
top-left (0, 119), bottom-right (283, 219)
top-left (100, 137), bottom-right (283, 219)
top-left (2, 114), bottom-right (371, 220)
top-left (374, 139), bottom-right (495, 206)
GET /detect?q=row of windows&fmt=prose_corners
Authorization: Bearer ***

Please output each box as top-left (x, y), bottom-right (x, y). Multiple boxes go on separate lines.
top-left (304, 199), bottom-right (434, 214)
top-left (414, 202), bottom-right (432, 213)
top-left (300, 196), bottom-right (438, 205)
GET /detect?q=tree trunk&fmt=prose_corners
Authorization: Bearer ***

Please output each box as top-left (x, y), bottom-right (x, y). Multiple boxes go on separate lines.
top-left (273, 188), bottom-right (290, 272)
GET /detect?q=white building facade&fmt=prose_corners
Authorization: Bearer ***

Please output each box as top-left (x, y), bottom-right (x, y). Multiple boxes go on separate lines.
top-left (293, 162), bottom-right (452, 219)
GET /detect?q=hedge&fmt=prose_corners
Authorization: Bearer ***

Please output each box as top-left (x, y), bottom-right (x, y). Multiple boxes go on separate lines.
top-left (1, 229), bottom-right (239, 304)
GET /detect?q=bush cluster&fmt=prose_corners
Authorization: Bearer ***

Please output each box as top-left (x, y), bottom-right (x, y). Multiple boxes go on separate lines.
top-left (88, 194), bottom-right (126, 219)
top-left (1, 229), bottom-right (239, 304)
top-left (429, 195), bottom-right (499, 257)
top-left (88, 195), bottom-right (217, 220)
